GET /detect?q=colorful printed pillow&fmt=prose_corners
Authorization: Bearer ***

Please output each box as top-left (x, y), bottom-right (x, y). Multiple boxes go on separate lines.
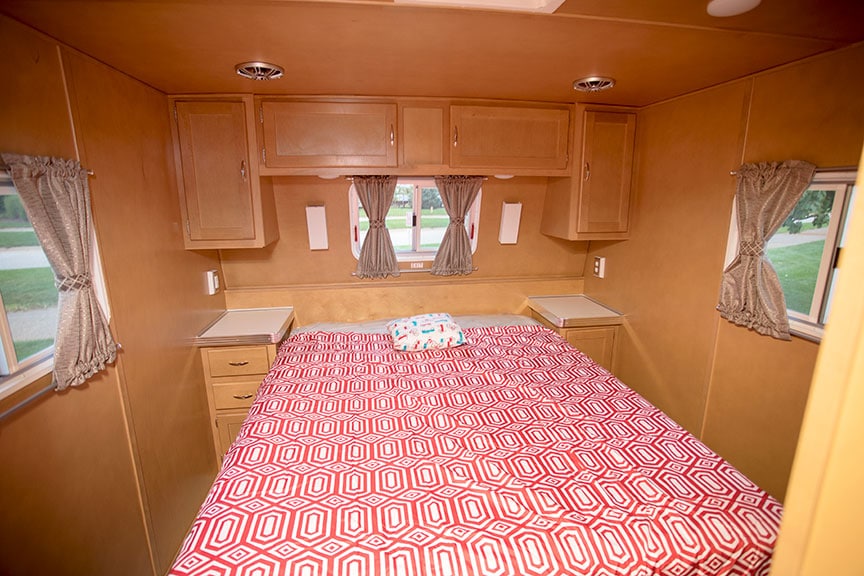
top-left (387, 313), bottom-right (466, 352)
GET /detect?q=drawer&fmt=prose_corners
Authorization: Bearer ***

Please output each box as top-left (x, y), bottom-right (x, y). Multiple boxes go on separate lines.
top-left (205, 346), bottom-right (272, 377)
top-left (212, 380), bottom-right (260, 410)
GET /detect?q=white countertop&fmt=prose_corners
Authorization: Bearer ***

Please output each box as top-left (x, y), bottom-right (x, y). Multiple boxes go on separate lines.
top-left (527, 295), bottom-right (622, 328)
top-left (195, 307), bottom-right (295, 346)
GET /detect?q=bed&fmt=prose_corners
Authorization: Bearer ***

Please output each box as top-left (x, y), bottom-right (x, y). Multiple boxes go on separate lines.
top-left (170, 315), bottom-right (781, 575)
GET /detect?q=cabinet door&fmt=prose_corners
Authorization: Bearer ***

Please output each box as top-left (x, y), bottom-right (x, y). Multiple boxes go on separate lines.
top-left (450, 105), bottom-right (569, 171)
top-left (578, 111), bottom-right (636, 234)
top-left (216, 411), bottom-right (249, 458)
top-left (399, 102), bottom-right (448, 170)
top-left (175, 100), bottom-right (256, 242)
top-left (261, 101), bottom-right (397, 168)
top-left (563, 326), bottom-right (617, 371)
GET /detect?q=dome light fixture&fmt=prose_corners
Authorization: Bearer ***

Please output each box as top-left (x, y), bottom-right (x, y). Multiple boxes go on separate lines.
top-left (235, 61), bottom-right (284, 81)
top-left (573, 76), bottom-right (616, 93)
top-left (706, 0), bottom-right (761, 17)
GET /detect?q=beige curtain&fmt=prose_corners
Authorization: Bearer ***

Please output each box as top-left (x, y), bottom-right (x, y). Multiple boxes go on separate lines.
top-left (717, 160), bottom-right (816, 340)
top-left (1, 153), bottom-right (117, 390)
top-left (431, 176), bottom-right (483, 276)
top-left (354, 175), bottom-right (400, 279)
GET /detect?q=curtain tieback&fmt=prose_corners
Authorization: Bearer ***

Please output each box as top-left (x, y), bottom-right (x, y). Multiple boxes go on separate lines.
top-left (739, 240), bottom-right (764, 257)
top-left (451, 216), bottom-right (465, 226)
top-left (369, 220), bottom-right (386, 229)
top-left (56, 274), bottom-right (92, 292)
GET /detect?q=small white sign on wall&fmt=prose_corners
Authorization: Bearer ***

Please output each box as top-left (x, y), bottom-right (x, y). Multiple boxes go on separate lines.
top-left (306, 205), bottom-right (328, 250)
top-left (498, 202), bottom-right (522, 244)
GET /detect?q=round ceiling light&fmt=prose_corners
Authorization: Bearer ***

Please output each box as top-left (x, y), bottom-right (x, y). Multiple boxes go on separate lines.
top-left (706, 0), bottom-right (761, 17)
top-left (573, 76), bottom-right (616, 93)
top-left (235, 61), bottom-right (284, 81)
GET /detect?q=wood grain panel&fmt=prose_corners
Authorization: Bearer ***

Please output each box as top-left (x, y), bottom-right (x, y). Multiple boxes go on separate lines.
top-left (583, 80), bottom-right (750, 435)
top-left (224, 278), bottom-right (584, 326)
top-left (451, 105), bottom-right (570, 171)
top-left (744, 44), bottom-right (864, 167)
top-left (218, 176), bottom-right (588, 288)
top-left (0, 1), bottom-right (844, 106)
top-left (261, 101), bottom-right (397, 168)
top-left (0, 16), bottom-right (76, 158)
top-left (702, 321), bottom-right (817, 501)
top-left (63, 48), bottom-right (222, 573)
top-left (0, 16), bottom-right (154, 576)
top-left (0, 372), bottom-right (154, 576)
top-left (175, 100), bottom-right (255, 240)
top-left (400, 102), bottom-right (448, 169)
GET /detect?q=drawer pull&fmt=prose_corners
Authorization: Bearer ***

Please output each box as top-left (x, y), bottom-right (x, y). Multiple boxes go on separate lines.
top-left (232, 393), bottom-right (254, 400)
top-left (228, 361), bottom-right (249, 367)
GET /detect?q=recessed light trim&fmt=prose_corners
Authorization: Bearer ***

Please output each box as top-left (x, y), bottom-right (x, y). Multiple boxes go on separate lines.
top-left (235, 61), bottom-right (284, 81)
top-left (573, 76), bottom-right (616, 93)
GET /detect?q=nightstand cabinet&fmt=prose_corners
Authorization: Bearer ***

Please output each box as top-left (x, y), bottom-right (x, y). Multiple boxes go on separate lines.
top-left (201, 343), bottom-right (277, 462)
top-left (527, 295), bottom-right (623, 373)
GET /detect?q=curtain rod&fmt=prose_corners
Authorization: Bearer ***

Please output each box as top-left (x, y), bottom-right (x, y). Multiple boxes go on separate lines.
top-left (729, 166), bottom-right (855, 176)
top-left (0, 163), bottom-right (94, 176)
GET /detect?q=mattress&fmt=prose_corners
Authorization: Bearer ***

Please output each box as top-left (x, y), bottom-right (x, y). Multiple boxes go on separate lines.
top-left (170, 322), bottom-right (781, 575)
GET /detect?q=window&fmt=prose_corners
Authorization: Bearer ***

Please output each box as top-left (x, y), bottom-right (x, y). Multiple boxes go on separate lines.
top-left (349, 177), bottom-right (482, 262)
top-left (765, 169), bottom-right (857, 340)
top-left (0, 171), bottom-right (57, 388)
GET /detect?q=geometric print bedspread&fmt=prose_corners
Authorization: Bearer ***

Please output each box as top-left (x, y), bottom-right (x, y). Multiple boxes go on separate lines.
top-left (170, 325), bottom-right (782, 576)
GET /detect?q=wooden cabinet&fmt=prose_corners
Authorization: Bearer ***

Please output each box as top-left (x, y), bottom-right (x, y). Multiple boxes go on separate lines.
top-left (254, 98), bottom-right (571, 175)
top-left (171, 96), bottom-right (278, 249)
top-left (527, 294), bottom-right (623, 373)
top-left (196, 307), bottom-right (295, 462)
top-left (259, 100), bottom-right (398, 169)
top-left (398, 101), bottom-right (449, 171)
top-left (200, 343), bottom-right (277, 462)
top-left (541, 107), bottom-right (636, 241)
top-left (450, 105), bottom-right (570, 172)
top-left (558, 325), bottom-right (618, 370)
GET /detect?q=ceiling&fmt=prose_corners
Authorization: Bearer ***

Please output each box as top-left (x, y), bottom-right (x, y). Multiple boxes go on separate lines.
top-left (2, 0), bottom-right (862, 107)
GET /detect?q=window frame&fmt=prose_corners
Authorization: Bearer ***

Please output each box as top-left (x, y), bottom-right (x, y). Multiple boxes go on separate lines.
top-left (348, 176), bottom-right (482, 263)
top-left (0, 170), bottom-right (57, 399)
top-left (724, 168), bottom-right (858, 342)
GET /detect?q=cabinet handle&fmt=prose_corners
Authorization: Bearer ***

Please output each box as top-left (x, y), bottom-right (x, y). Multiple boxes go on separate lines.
top-left (390, 124), bottom-right (395, 147)
top-left (240, 159), bottom-right (248, 182)
top-left (232, 393), bottom-right (254, 400)
top-left (584, 162), bottom-right (590, 181)
top-left (228, 361), bottom-right (249, 366)
top-left (453, 126), bottom-right (459, 147)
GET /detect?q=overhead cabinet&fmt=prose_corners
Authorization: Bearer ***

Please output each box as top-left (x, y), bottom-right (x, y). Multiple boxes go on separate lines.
top-left (450, 105), bottom-right (570, 172)
top-left (259, 101), bottom-right (398, 169)
top-left (171, 96), bottom-right (278, 249)
top-left (255, 98), bottom-right (571, 175)
top-left (541, 107), bottom-right (636, 240)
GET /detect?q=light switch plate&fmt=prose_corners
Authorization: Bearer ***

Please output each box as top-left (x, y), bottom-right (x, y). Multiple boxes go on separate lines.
top-left (593, 256), bottom-right (606, 278)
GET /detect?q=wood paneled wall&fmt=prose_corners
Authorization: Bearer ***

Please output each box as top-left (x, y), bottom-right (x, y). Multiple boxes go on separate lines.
top-left (583, 43), bottom-right (864, 501)
top-left (0, 15), bottom-right (223, 576)
top-left (221, 176), bottom-right (588, 317)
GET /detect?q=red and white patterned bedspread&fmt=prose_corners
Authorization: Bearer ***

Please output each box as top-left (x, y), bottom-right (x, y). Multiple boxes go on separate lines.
top-left (171, 326), bottom-right (781, 576)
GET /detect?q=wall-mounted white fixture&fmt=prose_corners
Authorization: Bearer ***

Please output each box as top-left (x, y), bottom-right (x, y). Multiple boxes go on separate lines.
top-left (493, 174), bottom-right (515, 180)
top-left (593, 256), bottom-right (606, 279)
top-left (706, 0), bottom-right (761, 17)
top-left (305, 205), bottom-right (329, 250)
top-left (205, 270), bottom-right (221, 295)
top-left (498, 202), bottom-right (522, 244)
